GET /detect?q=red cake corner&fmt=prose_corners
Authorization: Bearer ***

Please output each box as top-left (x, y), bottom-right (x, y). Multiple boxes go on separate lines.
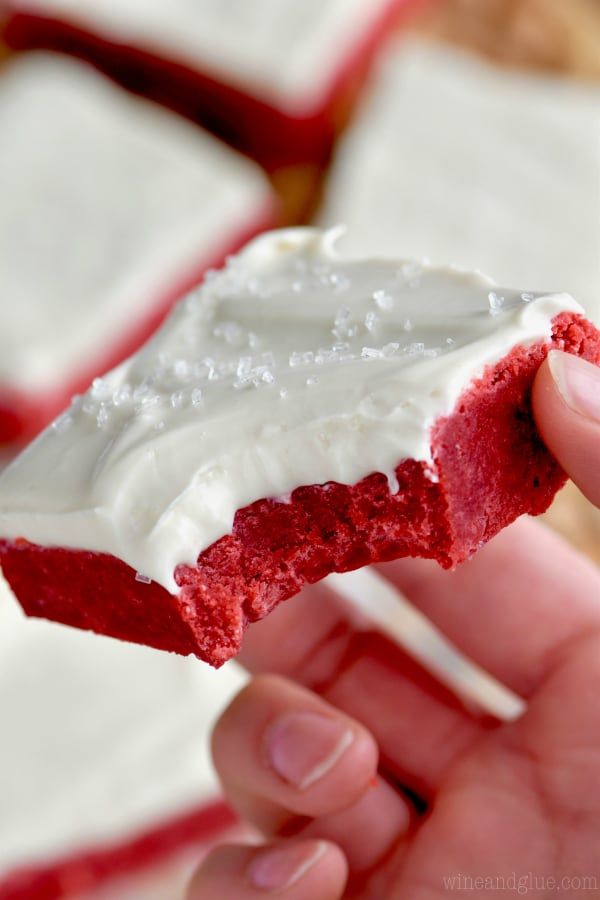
top-left (1, 311), bottom-right (598, 668)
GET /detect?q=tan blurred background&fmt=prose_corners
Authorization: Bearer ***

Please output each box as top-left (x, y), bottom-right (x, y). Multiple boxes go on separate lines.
top-left (413, 0), bottom-right (600, 76)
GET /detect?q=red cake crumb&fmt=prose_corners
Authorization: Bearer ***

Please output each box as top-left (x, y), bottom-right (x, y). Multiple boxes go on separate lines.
top-left (1, 312), bottom-right (599, 667)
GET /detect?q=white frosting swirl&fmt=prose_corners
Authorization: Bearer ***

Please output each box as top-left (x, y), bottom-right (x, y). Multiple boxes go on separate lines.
top-left (0, 229), bottom-right (582, 592)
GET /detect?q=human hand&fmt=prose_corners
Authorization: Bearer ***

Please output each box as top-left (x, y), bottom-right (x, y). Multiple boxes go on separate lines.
top-left (188, 350), bottom-right (600, 899)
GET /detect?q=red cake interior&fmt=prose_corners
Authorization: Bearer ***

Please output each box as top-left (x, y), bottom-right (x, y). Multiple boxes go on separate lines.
top-left (0, 209), bottom-right (276, 445)
top-left (1, 312), bottom-right (599, 667)
top-left (3, 0), bottom-right (422, 171)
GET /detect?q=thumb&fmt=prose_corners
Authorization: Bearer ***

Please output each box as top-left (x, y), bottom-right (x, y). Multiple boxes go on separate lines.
top-left (532, 350), bottom-right (600, 508)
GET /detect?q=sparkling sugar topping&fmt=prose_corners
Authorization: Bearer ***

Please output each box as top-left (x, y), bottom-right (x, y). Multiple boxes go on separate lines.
top-left (0, 228), bottom-right (582, 592)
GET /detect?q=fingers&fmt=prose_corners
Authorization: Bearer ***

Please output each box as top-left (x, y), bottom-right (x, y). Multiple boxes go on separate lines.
top-left (320, 629), bottom-right (486, 796)
top-left (238, 581), bottom-right (364, 688)
top-left (296, 775), bottom-right (412, 873)
top-left (212, 675), bottom-right (412, 872)
top-left (187, 840), bottom-right (347, 900)
top-left (516, 629), bottom-right (600, 812)
top-left (378, 516), bottom-right (600, 698)
top-left (239, 584), bottom-right (488, 795)
top-left (212, 675), bottom-right (378, 820)
top-left (532, 350), bottom-right (600, 508)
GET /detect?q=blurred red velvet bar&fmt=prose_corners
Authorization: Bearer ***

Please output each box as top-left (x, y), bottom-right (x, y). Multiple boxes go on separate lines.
top-left (321, 38), bottom-right (600, 320)
top-left (0, 53), bottom-right (277, 445)
top-left (3, 0), bottom-right (421, 170)
top-left (0, 581), bottom-right (245, 900)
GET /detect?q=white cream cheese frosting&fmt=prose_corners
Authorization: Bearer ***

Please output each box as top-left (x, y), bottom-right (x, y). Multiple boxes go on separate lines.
top-left (0, 228), bottom-right (581, 592)
top-left (322, 38), bottom-right (600, 322)
top-left (13, 0), bottom-right (397, 112)
top-left (0, 573), bottom-right (245, 872)
top-left (0, 53), bottom-right (272, 394)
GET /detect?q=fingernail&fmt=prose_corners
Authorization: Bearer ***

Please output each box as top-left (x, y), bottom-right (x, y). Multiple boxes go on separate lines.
top-left (263, 711), bottom-right (354, 790)
top-left (249, 841), bottom-right (326, 892)
top-left (548, 351), bottom-right (600, 423)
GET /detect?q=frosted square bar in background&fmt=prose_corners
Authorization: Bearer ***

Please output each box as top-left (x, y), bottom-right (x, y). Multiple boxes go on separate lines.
top-left (0, 573), bottom-right (245, 898)
top-left (0, 53), bottom-right (276, 444)
top-left (4, 0), bottom-right (420, 169)
top-left (321, 39), bottom-right (600, 323)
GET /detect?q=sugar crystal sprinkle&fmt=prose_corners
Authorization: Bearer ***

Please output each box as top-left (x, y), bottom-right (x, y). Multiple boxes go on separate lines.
top-left (135, 572), bottom-right (152, 584)
top-left (173, 359), bottom-right (193, 380)
top-left (488, 292), bottom-right (505, 316)
top-left (332, 306), bottom-right (358, 339)
top-left (91, 378), bottom-right (111, 400)
top-left (113, 385), bottom-right (132, 407)
top-left (52, 412), bottom-right (73, 433)
top-left (387, 471), bottom-right (400, 495)
top-left (373, 289), bottom-right (394, 310)
top-left (364, 311), bottom-right (378, 332)
top-left (361, 346), bottom-right (382, 359)
top-left (330, 272), bottom-right (350, 292)
top-left (290, 351), bottom-right (314, 367)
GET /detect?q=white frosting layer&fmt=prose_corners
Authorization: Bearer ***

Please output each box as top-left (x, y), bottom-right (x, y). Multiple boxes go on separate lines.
top-left (0, 572), bottom-right (245, 872)
top-left (322, 39), bottom-right (600, 322)
top-left (0, 228), bottom-right (581, 592)
top-left (14, 0), bottom-right (395, 112)
top-left (0, 53), bottom-right (272, 394)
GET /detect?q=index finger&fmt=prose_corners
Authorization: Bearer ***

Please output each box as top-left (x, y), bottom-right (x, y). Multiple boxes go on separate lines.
top-left (238, 575), bottom-right (491, 797)
top-left (533, 351), bottom-right (600, 507)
